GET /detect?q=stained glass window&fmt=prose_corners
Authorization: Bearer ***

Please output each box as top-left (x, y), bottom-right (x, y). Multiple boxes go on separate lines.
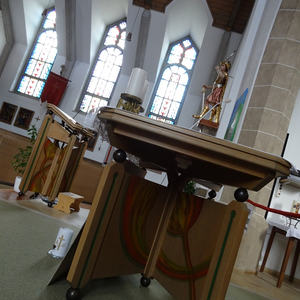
top-left (79, 19), bottom-right (127, 113)
top-left (16, 8), bottom-right (57, 98)
top-left (147, 37), bottom-right (198, 124)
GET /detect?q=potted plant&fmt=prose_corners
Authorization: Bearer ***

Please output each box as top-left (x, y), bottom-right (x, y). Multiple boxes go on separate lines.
top-left (183, 180), bottom-right (196, 195)
top-left (11, 125), bottom-right (38, 192)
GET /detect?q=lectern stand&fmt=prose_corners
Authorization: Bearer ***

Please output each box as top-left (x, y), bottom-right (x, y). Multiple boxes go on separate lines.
top-left (18, 104), bottom-right (94, 204)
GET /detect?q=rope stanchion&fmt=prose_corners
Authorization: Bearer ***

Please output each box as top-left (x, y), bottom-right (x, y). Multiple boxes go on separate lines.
top-left (247, 199), bottom-right (300, 219)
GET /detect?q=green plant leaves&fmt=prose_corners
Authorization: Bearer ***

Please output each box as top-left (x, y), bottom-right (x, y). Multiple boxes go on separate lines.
top-left (11, 125), bottom-right (37, 176)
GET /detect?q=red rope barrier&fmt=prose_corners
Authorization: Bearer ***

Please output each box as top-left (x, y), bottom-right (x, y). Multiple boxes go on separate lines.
top-left (247, 199), bottom-right (300, 219)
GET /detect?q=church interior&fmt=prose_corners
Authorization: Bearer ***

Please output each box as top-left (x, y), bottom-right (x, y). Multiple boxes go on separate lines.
top-left (0, 0), bottom-right (300, 299)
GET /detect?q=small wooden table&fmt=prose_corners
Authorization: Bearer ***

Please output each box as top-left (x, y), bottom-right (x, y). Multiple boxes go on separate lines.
top-left (62, 108), bottom-right (291, 300)
top-left (260, 224), bottom-right (300, 287)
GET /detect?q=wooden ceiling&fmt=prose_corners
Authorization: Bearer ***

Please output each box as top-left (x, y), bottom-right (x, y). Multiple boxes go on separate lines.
top-left (207, 0), bottom-right (255, 33)
top-left (132, 0), bottom-right (173, 13)
top-left (132, 0), bottom-right (254, 33)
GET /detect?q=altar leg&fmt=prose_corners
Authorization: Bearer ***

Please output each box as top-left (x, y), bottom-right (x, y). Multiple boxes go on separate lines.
top-left (141, 180), bottom-right (178, 285)
top-left (66, 162), bottom-right (126, 290)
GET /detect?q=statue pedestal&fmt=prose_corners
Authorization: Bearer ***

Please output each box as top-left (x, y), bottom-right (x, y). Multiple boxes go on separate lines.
top-left (198, 119), bottom-right (218, 136)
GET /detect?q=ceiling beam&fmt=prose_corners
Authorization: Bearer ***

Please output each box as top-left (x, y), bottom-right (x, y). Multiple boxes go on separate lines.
top-left (226, 0), bottom-right (241, 31)
top-left (207, 0), bottom-right (254, 34)
top-left (132, 0), bottom-right (173, 13)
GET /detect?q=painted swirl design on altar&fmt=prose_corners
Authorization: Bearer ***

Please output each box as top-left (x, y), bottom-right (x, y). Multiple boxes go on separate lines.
top-left (121, 176), bottom-right (211, 299)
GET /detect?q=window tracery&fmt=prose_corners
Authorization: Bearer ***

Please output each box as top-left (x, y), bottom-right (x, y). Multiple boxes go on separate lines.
top-left (147, 37), bottom-right (198, 124)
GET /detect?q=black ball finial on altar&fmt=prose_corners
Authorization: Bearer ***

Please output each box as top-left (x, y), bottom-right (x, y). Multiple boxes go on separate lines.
top-left (66, 287), bottom-right (81, 300)
top-left (234, 188), bottom-right (249, 202)
top-left (208, 189), bottom-right (217, 200)
top-left (140, 276), bottom-right (151, 287)
top-left (113, 149), bottom-right (127, 163)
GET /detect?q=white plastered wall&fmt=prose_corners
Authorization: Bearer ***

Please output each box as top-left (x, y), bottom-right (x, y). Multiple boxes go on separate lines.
top-left (0, 11), bottom-right (7, 54)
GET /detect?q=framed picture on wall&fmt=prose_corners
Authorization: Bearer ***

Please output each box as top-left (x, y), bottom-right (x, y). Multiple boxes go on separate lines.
top-left (14, 107), bottom-right (34, 130)
top-left (0, 102), bottom-right (18, 124)
top-left (87, 130), bottom-right (99, 152)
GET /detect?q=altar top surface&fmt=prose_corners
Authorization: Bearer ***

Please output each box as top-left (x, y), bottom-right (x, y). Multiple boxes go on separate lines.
top-left (98, 107), bottom-right (291, 191)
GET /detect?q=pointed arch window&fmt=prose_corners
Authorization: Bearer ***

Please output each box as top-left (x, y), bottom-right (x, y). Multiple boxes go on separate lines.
top-left (79, 19), bottom-right (127, 113)
top-left (147, 37), bottom-right (198, 124)
top-left (16, 8), bottom-right (57, 98)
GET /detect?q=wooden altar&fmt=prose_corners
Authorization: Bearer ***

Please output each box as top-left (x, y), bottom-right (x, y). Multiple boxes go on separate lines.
top-left (61, 108), bottom-right (290, 300)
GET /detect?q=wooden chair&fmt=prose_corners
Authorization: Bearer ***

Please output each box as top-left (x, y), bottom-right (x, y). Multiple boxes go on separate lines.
top-left (260, 226), bottom-right (300, 287)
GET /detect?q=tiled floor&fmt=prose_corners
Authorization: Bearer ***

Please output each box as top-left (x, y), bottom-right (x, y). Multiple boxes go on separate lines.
top-left (230, 270), bottom-right (300, 300)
